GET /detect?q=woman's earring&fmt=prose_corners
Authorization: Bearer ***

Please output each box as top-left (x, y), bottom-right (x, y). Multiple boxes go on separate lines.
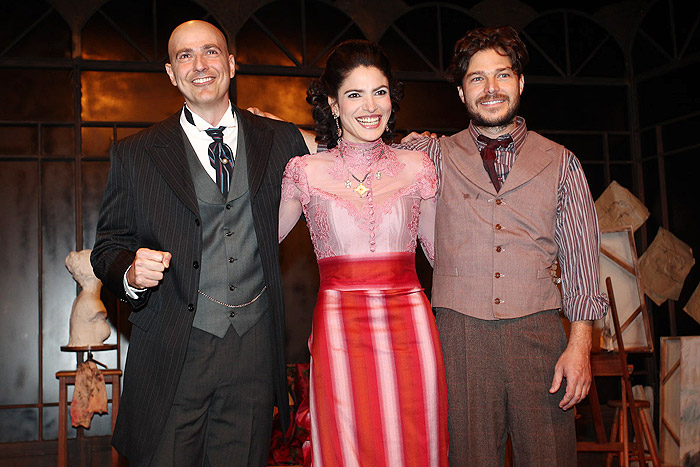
top-left (334, 114), bottom-right (342, 138)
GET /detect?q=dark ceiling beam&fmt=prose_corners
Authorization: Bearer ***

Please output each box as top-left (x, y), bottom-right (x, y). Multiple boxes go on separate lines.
top-left (634, 51), bottom-right (700, 83)
top-left (0, 58), bottom-right (164, 72)
top-left (0, 57), bottom-right (629, 85)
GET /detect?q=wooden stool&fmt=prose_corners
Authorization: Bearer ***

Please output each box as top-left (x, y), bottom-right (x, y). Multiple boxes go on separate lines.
top-left (607, 398), bottom-right (659, 467)
top-left (56, 368), bottom-right (122, 467)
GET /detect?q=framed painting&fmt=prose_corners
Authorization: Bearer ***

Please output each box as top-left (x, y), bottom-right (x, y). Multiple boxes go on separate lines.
top-left (593, 227), bottom-right (653, 353)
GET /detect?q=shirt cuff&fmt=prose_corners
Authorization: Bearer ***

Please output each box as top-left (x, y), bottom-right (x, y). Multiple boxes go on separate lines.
top-left (123, 265), bottom-right (146, 299)
top-left (563, 294), bottom-right (609, 322)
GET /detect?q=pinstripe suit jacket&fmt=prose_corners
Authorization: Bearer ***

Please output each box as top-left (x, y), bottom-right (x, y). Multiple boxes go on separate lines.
top-left (91, 106), bottom-right (307, 463)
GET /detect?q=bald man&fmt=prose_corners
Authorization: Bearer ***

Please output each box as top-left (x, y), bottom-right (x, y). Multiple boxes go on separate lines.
top-left (91, 20), bottom-right (309, 466)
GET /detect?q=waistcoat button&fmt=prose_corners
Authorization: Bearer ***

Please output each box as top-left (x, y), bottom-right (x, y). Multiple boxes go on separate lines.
top-left (495, 272), bottom-right (501, 278)
top-left (229, 311), bottom-right (235, 318)
top-left (193, 261), bottom-right (199, 269)
top-left (496, 246), bottom-right (502, 252)
top-left (495, 224), bottom-right (502, 230)
top-left (494, 298), bottom-right (502, 304)
top-left (495, 199), bottom-right (503, 205)
top-left (188, 304), bottom-right (195, 312)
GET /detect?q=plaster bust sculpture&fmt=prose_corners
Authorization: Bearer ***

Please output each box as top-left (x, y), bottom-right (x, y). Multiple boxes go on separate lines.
top-left (65, 249), bottom-right (111, 347)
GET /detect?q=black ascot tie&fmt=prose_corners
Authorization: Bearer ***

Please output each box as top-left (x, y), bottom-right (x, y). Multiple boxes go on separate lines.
top-left (204, 127), bottom-right (235, 197)
top-left (477, 134), bottom-right (512, 192)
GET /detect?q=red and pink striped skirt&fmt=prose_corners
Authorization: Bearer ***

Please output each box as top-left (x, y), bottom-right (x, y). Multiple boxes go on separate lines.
top-left (299, 252), bottom-right (448, 467)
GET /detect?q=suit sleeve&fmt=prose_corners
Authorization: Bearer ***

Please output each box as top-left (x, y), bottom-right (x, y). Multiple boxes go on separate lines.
top-left (91, 142), bottom-right (150, 308)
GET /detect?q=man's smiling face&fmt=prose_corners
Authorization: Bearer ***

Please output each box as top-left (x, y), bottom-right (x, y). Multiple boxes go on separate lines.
top-left (458, 47), bottom-right (524, 136)
top-left (165, 21), bottom-right (235, 117)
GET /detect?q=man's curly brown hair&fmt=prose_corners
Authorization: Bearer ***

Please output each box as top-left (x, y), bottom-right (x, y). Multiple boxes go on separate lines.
top-left (446, 25), bottom-right (529, 87)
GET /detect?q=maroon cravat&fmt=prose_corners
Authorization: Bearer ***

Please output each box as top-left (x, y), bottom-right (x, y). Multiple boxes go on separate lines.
top-left (477, 134), bottom-right (513, 192)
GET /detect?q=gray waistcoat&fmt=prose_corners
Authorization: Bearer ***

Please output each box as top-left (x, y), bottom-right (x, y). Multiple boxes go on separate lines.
top-left (184, 129), bottom-right (269, 338)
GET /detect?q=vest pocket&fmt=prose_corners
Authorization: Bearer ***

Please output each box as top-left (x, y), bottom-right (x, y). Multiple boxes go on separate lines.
top-left (436, 265), bottom-right (458, 276)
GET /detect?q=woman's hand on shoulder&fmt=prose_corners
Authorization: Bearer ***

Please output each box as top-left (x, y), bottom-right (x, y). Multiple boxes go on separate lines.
top-left (247, 107), bottom-right (283, 121)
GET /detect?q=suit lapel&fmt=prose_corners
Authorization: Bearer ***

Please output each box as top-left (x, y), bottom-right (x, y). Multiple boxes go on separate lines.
top-left (235, 107), bottom-right (273, 198)
top-left (149, 112), bottom-right (199, 216)
top-left (147, 107), bottom-right (274, 214)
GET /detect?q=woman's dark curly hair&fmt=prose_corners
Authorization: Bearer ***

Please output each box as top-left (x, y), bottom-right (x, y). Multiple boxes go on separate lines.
top-left (307, 39), bottom-right (404, 149)
top-left (446, 25), bottom-right (529, 87)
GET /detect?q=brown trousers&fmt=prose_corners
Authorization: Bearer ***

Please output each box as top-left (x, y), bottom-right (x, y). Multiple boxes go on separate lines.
top-left (436, 308), bottom-right (576, 467)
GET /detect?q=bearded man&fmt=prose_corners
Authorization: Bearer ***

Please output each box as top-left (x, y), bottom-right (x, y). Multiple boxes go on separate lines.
top-left (403, 25), bottom-right (608, 466)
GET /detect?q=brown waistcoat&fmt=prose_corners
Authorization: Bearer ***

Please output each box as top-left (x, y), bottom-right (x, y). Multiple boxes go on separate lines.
top-left (432, 129), bottom-right (565, 320)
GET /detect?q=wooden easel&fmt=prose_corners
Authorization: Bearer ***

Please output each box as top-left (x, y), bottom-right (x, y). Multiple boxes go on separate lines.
top-left (577, 278), bottom-right (659, 466)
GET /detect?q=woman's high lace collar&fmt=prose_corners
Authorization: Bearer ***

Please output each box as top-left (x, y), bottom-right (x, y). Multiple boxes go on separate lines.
top-left (329, 138), bottom-right (402, 181)
top-left (336, 138), bottom-right (386, 172)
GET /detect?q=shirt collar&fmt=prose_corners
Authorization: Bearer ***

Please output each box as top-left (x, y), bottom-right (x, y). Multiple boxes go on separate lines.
top-left (181, 102), bottom-right (237, 132)
top-left (469, 116), bottom-right (527, 154)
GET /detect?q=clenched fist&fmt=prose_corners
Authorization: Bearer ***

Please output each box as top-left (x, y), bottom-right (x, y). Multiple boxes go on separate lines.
top-left (127, 248), bottom-right (172, 289)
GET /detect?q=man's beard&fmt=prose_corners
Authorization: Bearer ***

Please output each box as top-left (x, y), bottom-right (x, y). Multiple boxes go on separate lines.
top-left (466, 94), bottom-right (519, 130)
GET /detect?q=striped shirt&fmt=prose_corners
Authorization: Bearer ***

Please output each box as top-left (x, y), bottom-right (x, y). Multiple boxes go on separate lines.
top-left (402, 117), bottom-right (608, 322)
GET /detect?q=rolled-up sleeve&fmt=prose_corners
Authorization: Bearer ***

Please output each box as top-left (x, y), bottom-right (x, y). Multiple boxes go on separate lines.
top-left (556, 151), bottom-right (609, 321)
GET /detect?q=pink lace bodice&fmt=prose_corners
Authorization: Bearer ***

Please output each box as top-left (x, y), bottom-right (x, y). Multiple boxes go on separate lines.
top-left (279, 139), bottom-right (436, 262)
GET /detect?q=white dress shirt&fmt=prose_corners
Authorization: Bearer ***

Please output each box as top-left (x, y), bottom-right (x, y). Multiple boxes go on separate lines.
top-left (179, 102), bottom-right (239, 182)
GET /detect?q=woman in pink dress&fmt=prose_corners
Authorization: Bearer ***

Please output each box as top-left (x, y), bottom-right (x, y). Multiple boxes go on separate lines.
top-left (279, 40), bottom-right (448, 467)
